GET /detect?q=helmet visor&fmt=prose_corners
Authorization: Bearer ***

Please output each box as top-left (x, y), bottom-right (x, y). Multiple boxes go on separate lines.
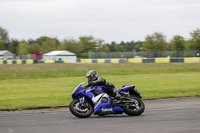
top-left (88, 77), bottom-right (91, 82)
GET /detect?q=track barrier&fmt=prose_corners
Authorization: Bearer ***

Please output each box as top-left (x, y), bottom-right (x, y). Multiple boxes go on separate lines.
top-left (0, 57), bottom-right (200, 64)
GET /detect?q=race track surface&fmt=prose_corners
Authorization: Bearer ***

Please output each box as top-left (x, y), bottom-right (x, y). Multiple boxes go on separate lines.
top-left (0, 97), bottom-right (200, 133)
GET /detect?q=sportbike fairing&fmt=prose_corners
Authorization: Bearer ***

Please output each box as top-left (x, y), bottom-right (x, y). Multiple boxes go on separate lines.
top-left (70, 82), bottom-right (144, 117)
top-left (72, 84), bottom-right (124, 115)
top-left (92, 93), bottom-right (124, 115)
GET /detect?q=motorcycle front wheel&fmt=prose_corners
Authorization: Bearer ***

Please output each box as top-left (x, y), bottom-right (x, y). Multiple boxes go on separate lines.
top-left (69, 99), bottom-right (94, 118)
top-left (122, 96), bottom-right (145, 116)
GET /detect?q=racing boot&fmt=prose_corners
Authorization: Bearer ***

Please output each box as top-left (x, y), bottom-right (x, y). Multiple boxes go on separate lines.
top-left (113, 88), bottom-right (121, 103)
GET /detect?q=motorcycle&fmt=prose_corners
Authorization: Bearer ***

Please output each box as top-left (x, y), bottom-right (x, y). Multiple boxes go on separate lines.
top-left (69, 82), bottom-right (145, 118)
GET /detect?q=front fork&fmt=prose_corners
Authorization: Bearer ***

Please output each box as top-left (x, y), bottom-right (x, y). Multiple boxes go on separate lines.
top-left (79, 96), bottom-right (86, 106)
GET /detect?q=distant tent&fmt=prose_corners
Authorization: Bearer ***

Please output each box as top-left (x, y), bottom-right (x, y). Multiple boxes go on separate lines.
top-left (0, 50), bottom-right (14, 58)
top-left (43, 50), bottom-right (77, 63)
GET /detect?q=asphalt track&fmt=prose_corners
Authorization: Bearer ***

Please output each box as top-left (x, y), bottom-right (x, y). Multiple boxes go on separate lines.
top-left (0, 97), bottom-right (200, 133)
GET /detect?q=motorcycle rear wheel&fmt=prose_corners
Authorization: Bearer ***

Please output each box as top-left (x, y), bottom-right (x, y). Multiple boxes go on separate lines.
top-left (122, 96), bottom-right (145, 116)
top-left (69, 99), bottom-right (94, 118)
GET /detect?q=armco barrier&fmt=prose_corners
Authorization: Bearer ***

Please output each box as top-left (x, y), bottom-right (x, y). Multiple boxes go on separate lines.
top-left (0, 60), bottom-right (68, 64)
top-left (26, 60), bottom-right (34, 64)
top-left (81, 58), bottom-right (127, 63)
top-left (184, 57), bottom-right (200, 63)
top-left (38, 60), bottom-right (68, 64)
top-left (81, 59), bottom-right (92, 63)
top-left (119, 58), bottom-right (127, 63)
top-left (142, 58), bottom-right (155, 63)
top-left (44, 60), bottom-right (55, 63)
top-left (170, 58), bottom-right (184, 63)
top-left (81, 58), bottom-right (200, 64)
top-left (92, 59), bottom-right (97, 63)
top-left (111, 59), bottom-right (119, 63)
top-left (128, 58), bottom-right (142, 63)
top-left (98, 59), bottom-right (105, 63)
top-left (0, 60), bottom-right (34, 64)
top-left (105, 59), bottom-right (111, 63)
top-left (1, 58), bottom-right (200, 64)
top-left (155, 58), bottom-right (170, 63)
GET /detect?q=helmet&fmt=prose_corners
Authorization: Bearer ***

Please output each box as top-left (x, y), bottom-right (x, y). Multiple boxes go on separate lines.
top-left (86, 70), bottom-right (98, 82)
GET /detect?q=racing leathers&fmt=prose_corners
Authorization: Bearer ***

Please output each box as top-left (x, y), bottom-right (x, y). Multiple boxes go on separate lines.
top-left (85, 77), bottom-right (121, 99)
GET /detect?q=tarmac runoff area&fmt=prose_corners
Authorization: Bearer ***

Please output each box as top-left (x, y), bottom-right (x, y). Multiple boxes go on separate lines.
top-left (0, 97), bottom-right (200, 133)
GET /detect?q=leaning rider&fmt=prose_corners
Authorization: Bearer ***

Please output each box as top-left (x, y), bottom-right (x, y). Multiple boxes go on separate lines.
top-left (85, 70), bottom-right (121, 100)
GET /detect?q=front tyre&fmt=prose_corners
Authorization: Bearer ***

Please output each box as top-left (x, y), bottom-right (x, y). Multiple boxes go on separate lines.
top-left (69, 99), bottom-right (94, 118)
top-left (123, 96), bottom-right (145, 116)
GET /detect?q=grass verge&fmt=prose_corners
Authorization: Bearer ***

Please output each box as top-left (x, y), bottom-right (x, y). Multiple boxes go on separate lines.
top-left (0, 63), bottom-right (200, 110)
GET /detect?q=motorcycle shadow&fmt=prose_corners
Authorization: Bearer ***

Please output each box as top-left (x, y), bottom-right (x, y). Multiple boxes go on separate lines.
top-left (75, 114), bottom-right (145, 119)
top-left (69, 115), bottom-right (145, 120)
top-left (92, 114), bottom-right (129, 119)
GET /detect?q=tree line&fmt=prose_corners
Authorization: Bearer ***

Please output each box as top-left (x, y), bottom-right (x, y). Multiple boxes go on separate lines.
top-left (0, 26), bottom-right (200, 58)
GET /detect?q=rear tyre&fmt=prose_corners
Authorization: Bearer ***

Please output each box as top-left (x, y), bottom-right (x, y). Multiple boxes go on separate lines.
top-left (69, 99), bottom-right (94, 118)
top-left (122, 96), bottom-right (145, 116)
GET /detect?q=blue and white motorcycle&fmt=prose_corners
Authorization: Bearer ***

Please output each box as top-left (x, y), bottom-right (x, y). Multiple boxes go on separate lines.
top-left (69, 82), bottom-right (145, 118)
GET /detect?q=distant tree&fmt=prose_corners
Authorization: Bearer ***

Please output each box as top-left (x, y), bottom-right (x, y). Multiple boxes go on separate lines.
top-left (187, 28), bottom-right (200, 52)
top-left (8, 39), bottom-right (19, 54)
top-left (118, 45), bottom-right (125, 52)
top-left (41, 39), bottom-right (57, 53)
top-left (0, 40), bottom-right (5, 50)
top-left (134, 44), bottom-right (140, 52)
top-left (17, 41), bottom-right (29, 55)
top-left (169, 35), bottom-right (185, 57)
top-left (58, 39), bottom-right (83, 56)
top-left (123, 41), bottom-right (134, 52)
top-left (0, 26), bottom-right (9, 42)
top-left (108, 41), bottom-right (118, 52)
top-left (79, 36), bottom-right (97, 53)
top-left (119, 41), bottom-right (143, 52)
top-left (95, 39), bottom-right (109, 52)
top-left (36, 36), bottom-right (59, 46)
top-left (143, 32), bottom-right (167, 57)
top-left (7, 42), bottom-right (15, 54)
top-left (118, 41), bottom-right (125, 52)
top-left (134, 41), bottom-right (143, 52)
top-left (27, 43), bottom-right (40, 53)
top-left (97, 44), bottom-right (109, 52)
top-left (28, 39), bottom-right (36, 45)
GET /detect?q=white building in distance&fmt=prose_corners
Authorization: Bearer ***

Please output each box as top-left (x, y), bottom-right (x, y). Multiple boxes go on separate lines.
top-left (43, 50), bottom-right (77, 63)
top-left (0, 50), bottom-right (14, 59)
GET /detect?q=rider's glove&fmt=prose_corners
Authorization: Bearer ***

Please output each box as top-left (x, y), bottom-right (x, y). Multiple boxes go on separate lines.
top-left (85, 82), bottom-right (93, 88)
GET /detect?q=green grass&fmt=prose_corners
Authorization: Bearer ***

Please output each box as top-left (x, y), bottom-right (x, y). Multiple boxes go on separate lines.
top-left (0, 63), bottom-right (200, 110)
top-left (1, 63), bottom-right (200, 79)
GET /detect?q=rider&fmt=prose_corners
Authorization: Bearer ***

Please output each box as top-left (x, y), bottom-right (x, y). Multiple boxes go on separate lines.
top-left (85, 70), bottom-right (121, 100)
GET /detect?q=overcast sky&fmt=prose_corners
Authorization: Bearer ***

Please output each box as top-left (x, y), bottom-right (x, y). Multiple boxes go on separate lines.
top-left (0, 0), bottom-right (200, 43)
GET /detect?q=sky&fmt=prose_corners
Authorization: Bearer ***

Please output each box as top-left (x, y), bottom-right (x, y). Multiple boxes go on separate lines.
top-left (0, 0), bottom-right (200, 43)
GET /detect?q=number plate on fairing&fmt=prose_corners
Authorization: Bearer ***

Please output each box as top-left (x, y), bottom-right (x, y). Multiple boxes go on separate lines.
top-left (102, 108), bottom-right (113, 112)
